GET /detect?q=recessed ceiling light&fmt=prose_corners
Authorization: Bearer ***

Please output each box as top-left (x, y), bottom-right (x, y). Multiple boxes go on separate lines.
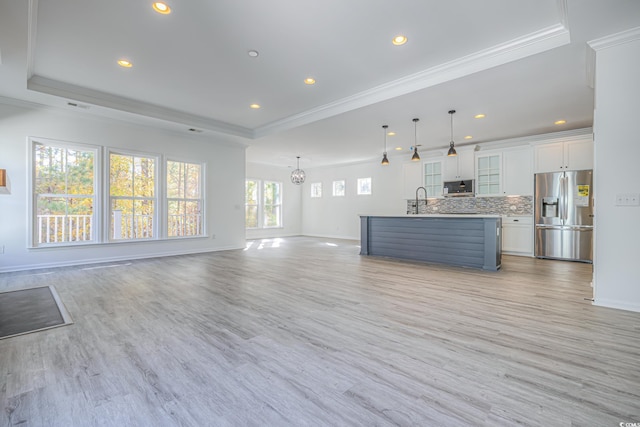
top-left (474, 114), bottom-right (485, 119)
top-left (304, 77), bottom-right (316, 85)
top-left (392, 35), bottom-right (407, 46)
top-left (250, 104), bottom-right (261, 109)
top-left (464, 135), bottom-right (473, 140)
top-left (152, 2), bottom-right (171, 14)
top-left (395, 147), bottom-right (403, 151)
top-left (117, 59), bottom-right (133, 68)
top-left (248, 50), bottom-right (259, 58)
top-left (387, 131), bottom-right (395, 136)
top-left (555, 119), bottom-right (567, 125)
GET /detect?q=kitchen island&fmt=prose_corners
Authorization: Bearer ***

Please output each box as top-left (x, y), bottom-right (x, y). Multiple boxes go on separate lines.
top-left (360, 214), bottom-right (502, 271)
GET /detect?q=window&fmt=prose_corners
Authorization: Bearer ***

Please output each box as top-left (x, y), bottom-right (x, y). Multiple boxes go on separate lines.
top-left (263, 181), bottom-right (282, 228)
top-left (109, 152), bottom-right (157, 240)
top-left (424, 161), bottom-right (443, 198)
top-left (245, 179), bottom-right (283, 229)
top-left (310, 182), bottom-right (322, 198)
top-left (357, 177), bottom-right (371, 195)
top-left (167, 160), bottom-right (203, 237)
top-left (333, 180), bottom-right (345, 197)
top-left (31, 138), bottom-right (206, 246)
top-left (33, 140), bottom-right (97, 246)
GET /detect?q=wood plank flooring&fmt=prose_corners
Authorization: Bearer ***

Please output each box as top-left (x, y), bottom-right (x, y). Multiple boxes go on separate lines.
top-left (1, 236), bottom-right (639, 426)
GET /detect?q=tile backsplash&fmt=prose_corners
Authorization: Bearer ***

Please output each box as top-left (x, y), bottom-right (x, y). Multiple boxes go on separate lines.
top-left (407, 196), bottom-right (533, 216)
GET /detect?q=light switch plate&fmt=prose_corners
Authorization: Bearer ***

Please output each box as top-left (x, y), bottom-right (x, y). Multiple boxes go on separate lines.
top-left (615, 193), bottom-right (640, 206)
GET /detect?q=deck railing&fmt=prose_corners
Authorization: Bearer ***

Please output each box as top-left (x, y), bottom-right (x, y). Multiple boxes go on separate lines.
top-left (37, 212), bottom-right (202, 243)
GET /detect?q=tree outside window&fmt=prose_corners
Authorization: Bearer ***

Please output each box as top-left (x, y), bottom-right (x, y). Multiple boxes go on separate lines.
top-left (33, 141), bottom-right (96, 245)
top-left (245, 179), bottom-right (282, 228)
top-left (167, 161), bottom-right (203, 237)
top-left (245, 179), bottom-right (259, 228)
top-left (109, 152), bottom-right (156, 240)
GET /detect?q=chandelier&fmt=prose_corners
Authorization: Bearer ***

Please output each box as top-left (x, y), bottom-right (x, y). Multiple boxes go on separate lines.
top-left (291, 156), bottom-right (306, 185)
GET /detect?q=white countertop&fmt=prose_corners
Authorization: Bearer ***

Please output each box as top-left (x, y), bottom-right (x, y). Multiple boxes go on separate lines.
top-left (359, 214), bottom-right (502, 219)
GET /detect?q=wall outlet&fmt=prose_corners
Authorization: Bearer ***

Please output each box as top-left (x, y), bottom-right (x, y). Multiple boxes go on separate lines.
top-left (211, 234), bottom-right (216, 239)
top-left (615, 193), bottom-right (640, 206)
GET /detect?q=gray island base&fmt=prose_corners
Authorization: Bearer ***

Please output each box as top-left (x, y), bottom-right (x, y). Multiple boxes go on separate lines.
top-left (360, 214), bottom-right (502, 271)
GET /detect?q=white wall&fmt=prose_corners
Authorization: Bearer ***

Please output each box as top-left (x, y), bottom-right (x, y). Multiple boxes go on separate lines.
top-left (0, 101), bottom-right (247, 272)
top-left (592, 34), bottom-right (640, 312)
top-left (245, 162), bottom-right (302, 239)
top-left (301, 159), bottom-right (406, 240)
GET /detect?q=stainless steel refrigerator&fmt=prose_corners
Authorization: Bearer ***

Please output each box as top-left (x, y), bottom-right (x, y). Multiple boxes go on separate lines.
top-left (534, 170), bottom-right (593, 263)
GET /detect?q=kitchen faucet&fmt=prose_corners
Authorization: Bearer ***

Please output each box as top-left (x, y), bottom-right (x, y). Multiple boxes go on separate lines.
top-left (415, 186), bottom-right (427, 214)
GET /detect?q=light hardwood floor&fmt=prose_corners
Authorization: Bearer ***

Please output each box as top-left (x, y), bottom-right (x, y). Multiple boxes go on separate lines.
top-left (1, 237), bottom-right (639, 426)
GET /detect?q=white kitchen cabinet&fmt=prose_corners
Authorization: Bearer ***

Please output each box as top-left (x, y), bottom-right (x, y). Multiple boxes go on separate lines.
top-left (534, 138), bottom-right (593, 173)
top-left (443, 147), bottom-right (475, 181)
top-left (476, 153), bottom-right (502, 196)
top-left (502, 216), bottom-right (533, 256)
top-left (502, 147), bottom-right (533, 196)
top-left (402, 161), bottom-right (422, 200)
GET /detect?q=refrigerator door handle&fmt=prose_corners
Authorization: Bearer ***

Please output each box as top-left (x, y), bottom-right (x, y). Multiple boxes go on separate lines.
top-left (562, 175), bottom-right (569, 222)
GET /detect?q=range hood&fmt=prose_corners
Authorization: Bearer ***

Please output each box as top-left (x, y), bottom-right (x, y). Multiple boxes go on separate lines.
top-left (443, 179), bottom-right (475, 197)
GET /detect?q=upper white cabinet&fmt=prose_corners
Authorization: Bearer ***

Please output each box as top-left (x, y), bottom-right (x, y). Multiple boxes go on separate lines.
top-left (534, 137), bottom-right (593, 173)
top-left (476, 146), bottom-right (533, 196)
top-left (402, 161), bottom-right (422, 200)
top-left (443, 147), bottom-right (475, 181)
top-left (476, 153), bottom-right (502, 196)
top-left (502, 147), bottom-right (533, 196)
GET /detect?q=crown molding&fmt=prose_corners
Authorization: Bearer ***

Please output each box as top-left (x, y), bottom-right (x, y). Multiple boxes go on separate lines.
top-left (588, 26), bottom-right (640, 51)
top-left (27, 0), bottom-right (38, 79)
top-left (27, 75), bottom-right (254, 138)
top-left (254, 24), bottom-right (570, 138)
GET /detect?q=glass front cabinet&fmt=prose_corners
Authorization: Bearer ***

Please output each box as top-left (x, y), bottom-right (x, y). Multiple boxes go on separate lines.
top-left (476, 153), bottom-right (502, 196)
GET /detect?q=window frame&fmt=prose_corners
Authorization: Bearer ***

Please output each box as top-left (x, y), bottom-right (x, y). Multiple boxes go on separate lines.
top-left (262, 180), bottom-right (283, 229)
top-left (310, 182), bottom-right (322, 198)
top-left (332, 180), bottom-right (346, 197)
top-left (29, 137), bottom-right (102, 248)
top-left (357, 177), bottom-right (372, 195)
top-left (245, 179), bottom-right (284, 229)
top-left (245, 178), bottom-right (260, 229)
top-left (107, 148), bottom-right (160, 242)
top-left (165, 158), bottom-right (205, 238)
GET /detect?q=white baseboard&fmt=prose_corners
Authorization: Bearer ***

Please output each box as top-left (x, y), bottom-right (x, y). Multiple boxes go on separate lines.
top-left (0, 245), bottom-right (244, 273)
top-left (593, 298), bottom-right (640, 313)
top-left (300, 233), bottom-right (359, 241)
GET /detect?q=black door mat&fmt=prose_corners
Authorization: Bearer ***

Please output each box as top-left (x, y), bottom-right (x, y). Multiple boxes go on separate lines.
top-left (0, 286), bottom-right (73, 339)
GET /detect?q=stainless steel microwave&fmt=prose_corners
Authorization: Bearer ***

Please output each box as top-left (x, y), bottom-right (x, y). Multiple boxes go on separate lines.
top-left (443, 179), bottom-right (474, 197)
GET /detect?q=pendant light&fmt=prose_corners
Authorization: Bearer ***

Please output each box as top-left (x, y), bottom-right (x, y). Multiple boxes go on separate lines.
top-left (411, 118), bottom-right (421, 161)
top-left (447, 110), bottom-right (457, 157)
top-left (290, 156), bottom-right (306, 185)
top-left (381, 125), bottom-right (389, 166)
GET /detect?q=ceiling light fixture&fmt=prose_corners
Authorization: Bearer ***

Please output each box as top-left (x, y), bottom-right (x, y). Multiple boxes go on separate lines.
top-left (555, 119), bottom-right (567, 125)
top-left (395, 147), bottom-right (403, 151)
top-left (474, 114), bottom-right (485, 119)
top-left (304, 77), bottom-right (316, 85)
top-left (152, 2), bottom-right (171, 14)
top-left (447, 110), bottom-right (458, 157)
top-left (291, 156), bottom-right (306, 185)
top-left (117, 59), bottom-right (133, 68)
top-left (411, 118), bottom-right (421, 161)
top-left (250, 104), bottom-right (261, 109)
top-left (464, 135), bottom-right (473, 140)
top-left (392, 35), bottom-right (408, 46)
top-left (248, 50), bottom-right (259, 57)
top-left (387, 131), bottom-right (395, 136)
top-left (381, 125), bottom-right (389, 166)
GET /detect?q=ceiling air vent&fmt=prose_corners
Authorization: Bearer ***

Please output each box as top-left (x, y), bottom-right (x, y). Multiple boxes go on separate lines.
top-left (67, 101), bottom-right (90, 109)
